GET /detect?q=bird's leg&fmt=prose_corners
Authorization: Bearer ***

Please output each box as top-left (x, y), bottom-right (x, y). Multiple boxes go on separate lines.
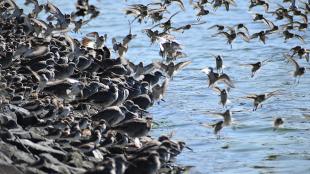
top-left (251, 72), bottom-right (255, 78)
top-left (298, 76), bottom-right (300, 84)
top-left (217, 132), bottom-right (221, 140)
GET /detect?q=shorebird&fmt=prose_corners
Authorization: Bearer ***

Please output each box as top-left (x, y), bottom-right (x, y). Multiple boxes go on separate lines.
top-left (151, 78), bottom-right (169, 104)
top-left (210, 120), bottom-right (224, 139)
top-left (156, 11), bottom-right (181, 31)
top-left (205, 109), bottom-right (232, 126)
top-left (54, 62), bottom-right (76, 80)
top-left (158, 135), bottom-right (192, 157)
top-left (153, 61), bottom-right (191, 79)
top-left (78, 130), bottom-right (102, 153)
top-left (234, 23), bottom-right (250, 35)
top-left (208, 24), bottom-right (225, 31)
top-left (125, 151), bottom-right (161, 174)
top-left (290, 46), bottom-right (309, 62)
top-left (72, 84), bottom-right (119, 109)
top-left (212, 0), bottom-right (236, 11)
top-left (252, 13), bottom-right (274, 29)
top-left (213, 55), bottom-right (224, 73)
top-left (273, 117), bottom-right (284, 131)
top-left (163, 0), bottom-right (185, 11)
top-left (212, 27), bottom-right (249, 48)
top-left (74, 0), bottom-right (100, 19)
top-left (213, 86), bottom-right (228, 108)
top-left (244, 90), bottom-right (280, 111)
top-left (267, 4), bottom-right (292, 21)
top-left (45, 1), bottom-right (71, 29)
top-left (143, 71), bottom-right (165, 87)
top-left (249, 0), bottom-right (269, 12)
top-left (201, 67), bottom-right (235, 88)
top-left (282, 30), bottom-right (305, 43)
top-left (284, 54), bottom-right (306, 84)
top-left (82, 32), bottom-right (107, 49)
top-left (171, 21), bottom-right (207, 33)
top-left (0, 51), bottom-right (13, 69)
top-left (111, 117), bottom-right (153, 138)
top-left (240, 58), bottom-right (271, 78)
top-left (250, 31), bottom-right (270, 44)
top-left (72, 18), bottom-right (90, 33)
top-left (92, 106), bottom-right (126, 126)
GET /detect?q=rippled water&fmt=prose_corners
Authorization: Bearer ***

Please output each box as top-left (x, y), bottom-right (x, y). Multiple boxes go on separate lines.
top-left (19, 0), bottom-right (310, 173)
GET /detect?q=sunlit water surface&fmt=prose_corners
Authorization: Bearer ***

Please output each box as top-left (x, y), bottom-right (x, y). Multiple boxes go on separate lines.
top-left (18, 0), bottom-right (310, 173)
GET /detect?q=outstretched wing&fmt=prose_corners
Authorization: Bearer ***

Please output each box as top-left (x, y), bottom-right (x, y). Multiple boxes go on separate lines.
top-left (284, 54), bottom-right (300, 71)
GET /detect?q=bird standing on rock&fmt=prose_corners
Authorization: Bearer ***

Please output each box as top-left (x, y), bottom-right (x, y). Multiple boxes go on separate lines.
top-left (71, 84), bottom-right (119, 109)
top-left (111, 117), bottom-right (153, 138)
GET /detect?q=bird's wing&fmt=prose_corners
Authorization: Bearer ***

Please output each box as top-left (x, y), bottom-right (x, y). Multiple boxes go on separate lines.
top-left (153, 61), bottom-right (168, 72)
top-left (218, 73), bottom-right (235, 88)
top-left (237, 32), bottom-right (250, 42)
top-left (175, 61), bottom-right (191, 72)
top-left (284, 54), bottom-right (300, 71)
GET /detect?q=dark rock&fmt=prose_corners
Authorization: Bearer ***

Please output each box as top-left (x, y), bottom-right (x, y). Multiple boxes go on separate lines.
top-left (37, 153), bottom-right (86, 174)
top-left (8, 104), bottom-right (30, 116)
top-left (11, 129), bottom-right (45, 143)
top-left (0, 162), bottom-right (23, 174)
top-left (5, 119), bottom-right (19, 129)
top-left (0, 141), bottom-right (36, 164)
top-left (0, 151), bottom-right (12, 164)
top-left (0, 129), bottom-right (14, 140)
top-left (16, 112), bottom-right (40, 128)
top-left (6, 138), bottom-right (66, 161)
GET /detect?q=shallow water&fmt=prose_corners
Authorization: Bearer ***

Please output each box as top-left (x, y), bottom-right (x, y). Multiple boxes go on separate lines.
top-left (18, 0), bottom-right (310, 173)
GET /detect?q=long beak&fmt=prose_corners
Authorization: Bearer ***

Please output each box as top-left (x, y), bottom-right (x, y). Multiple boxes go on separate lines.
top-left (185, 146), bottom-right (193, 152)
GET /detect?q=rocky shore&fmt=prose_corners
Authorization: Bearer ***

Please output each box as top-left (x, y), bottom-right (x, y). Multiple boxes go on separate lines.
top-left (0, 0), bottom-right (191, 173)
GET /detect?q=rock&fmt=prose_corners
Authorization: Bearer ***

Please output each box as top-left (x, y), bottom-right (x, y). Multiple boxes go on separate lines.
top-left (7, 138), bottom-right (66, 161)
top-left (10, 130), bottom-right (45, 143)
top-left (5, 119), bottom-right (19, 129)
top-left (0, 141), bottom-right (36, 164)
top-left (0, 129), bottom-right (14, 140)
top-left (0, 114), bottom-right (9, 125)
top-left (23, 167), bottom-right (47, 174)
top-left (0, 162), bottom-right (23, 174)
top-left (16, 112), bottom-right (40, 128)
top-left (0, 152), bottom-right (12, 164)
top-left (37, 153), bottom-right (86, 174)
top-left (8, 104), bottom-right (30, 116)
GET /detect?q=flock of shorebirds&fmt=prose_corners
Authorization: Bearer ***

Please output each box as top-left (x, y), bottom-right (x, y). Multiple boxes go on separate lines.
top-left (124, 0), bottom-right (309, 138)
top-left (0, 0), bottom-right (308, 173)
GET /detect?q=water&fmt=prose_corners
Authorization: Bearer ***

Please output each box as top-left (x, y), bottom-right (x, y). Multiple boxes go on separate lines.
top-left (18, 0), bottom-right (310, 173)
